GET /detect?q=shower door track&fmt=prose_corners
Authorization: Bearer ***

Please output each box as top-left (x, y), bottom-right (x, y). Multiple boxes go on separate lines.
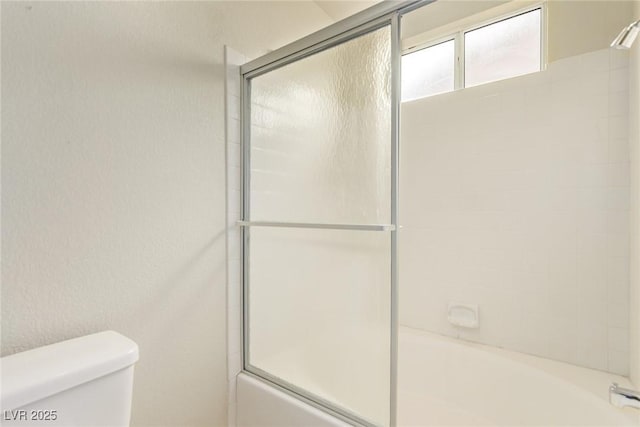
top-left (239, 1), bottom-right (435, 426)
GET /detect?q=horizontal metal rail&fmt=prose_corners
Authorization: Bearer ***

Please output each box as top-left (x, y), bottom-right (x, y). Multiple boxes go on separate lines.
top-left (237, 220), bottom-right (395, 232)
top-left (239, 0), bottom-right (430, 76)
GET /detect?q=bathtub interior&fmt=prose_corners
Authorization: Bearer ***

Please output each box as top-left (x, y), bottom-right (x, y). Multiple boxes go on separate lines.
top-left (252, 325), bottom-right (390, 425)
top-left (398, 327), bottom-right (639, 426)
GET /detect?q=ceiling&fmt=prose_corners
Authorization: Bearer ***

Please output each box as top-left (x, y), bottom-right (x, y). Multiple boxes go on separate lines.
top-left (309, 1), bottom-right (516, 41)
top-left (312, 0), bottom-right (381, 22)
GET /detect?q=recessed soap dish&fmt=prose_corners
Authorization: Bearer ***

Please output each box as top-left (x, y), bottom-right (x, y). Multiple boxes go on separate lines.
top-left (447, 303), bottom-right (479, 328)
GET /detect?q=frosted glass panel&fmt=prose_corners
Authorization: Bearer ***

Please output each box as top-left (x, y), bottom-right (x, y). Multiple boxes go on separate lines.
top-left (249, 227), bottom-right (391, 426)
top-left (465, 9), bottom-right (541, 87)
top-left (402, 40), bottom-right (455, 102)
top-left (250, 26), bottom-right (391, 224)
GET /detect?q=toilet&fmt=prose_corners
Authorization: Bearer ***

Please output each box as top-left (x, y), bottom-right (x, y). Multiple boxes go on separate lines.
top-left (1, 331), bottom-right (139, 426)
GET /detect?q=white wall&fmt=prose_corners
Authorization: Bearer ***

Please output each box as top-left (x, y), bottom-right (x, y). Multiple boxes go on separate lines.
top-left (1, 2), bottom-right (331, 426)
top-left (547, 0), bottom-right (634, 62)
top-left (400, 47), bottom-right (631, 374)
top-left (630, 0), bottom-right (640, 388)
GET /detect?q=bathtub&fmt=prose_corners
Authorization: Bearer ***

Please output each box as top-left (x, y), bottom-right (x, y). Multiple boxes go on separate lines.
top-left (236, 327), bottom-right (640, 426)
top-left (398, 326), bottom-right (640, 426)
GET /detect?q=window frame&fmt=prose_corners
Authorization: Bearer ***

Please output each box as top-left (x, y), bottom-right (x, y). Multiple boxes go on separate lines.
top-left (402, 2), bottom-right (546, 95)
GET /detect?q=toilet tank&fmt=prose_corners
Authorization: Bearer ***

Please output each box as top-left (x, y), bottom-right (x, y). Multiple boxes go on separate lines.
top-left (1, 331), bottom-right (139, 427)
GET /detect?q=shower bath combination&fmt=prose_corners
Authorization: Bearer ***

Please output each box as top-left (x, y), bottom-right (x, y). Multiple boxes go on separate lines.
top-left (231, 1), bottom-right (640, 426)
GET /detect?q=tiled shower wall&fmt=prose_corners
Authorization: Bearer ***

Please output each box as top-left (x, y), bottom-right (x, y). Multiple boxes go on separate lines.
top-left (400, 48), bottom-right (631, 375)
top-left (225, 45), bottom-right (247, 427)
top-left (629, 0), bottom-right (640, 388)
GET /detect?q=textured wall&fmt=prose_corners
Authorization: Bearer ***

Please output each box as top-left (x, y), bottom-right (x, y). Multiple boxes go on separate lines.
top-left (1, 2), bottom-right (330, 426)
top-left (400, 48), bottom-right (631, 374)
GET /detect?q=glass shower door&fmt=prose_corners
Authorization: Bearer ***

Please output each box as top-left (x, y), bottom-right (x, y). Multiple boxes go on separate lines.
top-left (241, 23), bottom-right (396, 427)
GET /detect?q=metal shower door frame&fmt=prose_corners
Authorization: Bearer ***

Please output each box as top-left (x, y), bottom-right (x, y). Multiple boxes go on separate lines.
top-left (238, 2), bottom-right (434, 426)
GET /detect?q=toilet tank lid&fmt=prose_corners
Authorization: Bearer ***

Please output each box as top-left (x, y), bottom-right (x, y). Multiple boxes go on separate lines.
top-left (1, 331), bottom-right (139, 410)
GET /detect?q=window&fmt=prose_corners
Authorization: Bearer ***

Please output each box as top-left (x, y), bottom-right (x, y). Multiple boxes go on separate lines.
top-left (401, 7), bottom-right (543, 102)
top-left (401, 39), bottom-right (455, 102)
top-left (465, 9), bottom-right (542, 87)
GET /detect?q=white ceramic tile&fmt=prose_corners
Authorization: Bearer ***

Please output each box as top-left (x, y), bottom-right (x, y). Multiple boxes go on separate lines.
top-left (608, 138), bottom-right (630, 164)
top-left (609, 67), bottom-right (629, 93)
top-left (609, 49), bottom-right (630, 70)
top-left (609, 115), bottom-right (629, 139)
top-left (228, 118), bottom-right (241, 144)
top-left (608, 350), bottom-right (630, 375)
top-left (608, 327), bottom-right (630, 353)
top-left (226, 76), bottom-right (240, 100)
top-left (228, 189), bottom-right (241, 217)
top-left (400, 48), bottom-right (629, 375)
top-left (228, 95), bottom-right (241, 121)
top-left (228, 350), bottom-right (242, 381)
top-left (548, 54), bottom-right (581, 81)
top-left (595, 117), bottom-right (609, 140)
top-left (225, 46), bottom-right (246, 427)
top-left (608, 299), bottom-right (629, 328)
top-left (228, 231), bottom-right (241, 262)
top-left (228, 258), bottom-right (241, 288)
top-left (578, 164), bottom-right (610, 189)
top-left (227, 378), bottom-right (237, 427)
top-left (228, 165), bottom-right (241, 191)
top-left (228, 143), bottom-right (241, 167)
top-left (595, 93), bottom-right (612, 120)
top-left (607, 162), bottom-right (630, 187)
top-left (546, 323), bottom-right (575, 362)
top-left (571, 343), bottom-right (608, 371)
top-left (580, 49), bottom-right (610, 73)
top-left (609, 90), bottom-right (630, 116)
top-left (580, 70), bottom-right (609, 96)
top-left (606, 210), bottom-right (630, 235)
top-left (576, 139), bottom-right (608, 165)
top-left (607, 233), bottom-right (630, 258)
top-left (607, 257), bottom-right (630, 303)
top-left (576, 210), bottom-right (608, 235)
top-left (606, 186), bottom-right (630, 211)
top-left (576, 290), bottom-right (608, 328)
